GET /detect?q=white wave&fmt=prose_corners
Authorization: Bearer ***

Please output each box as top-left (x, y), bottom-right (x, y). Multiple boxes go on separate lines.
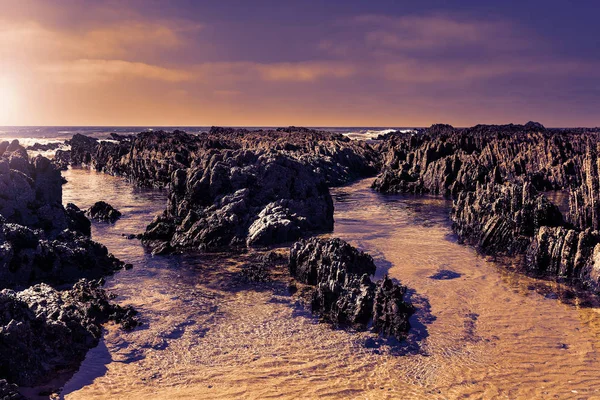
top-left (342, 128), bottom-right (416, 141)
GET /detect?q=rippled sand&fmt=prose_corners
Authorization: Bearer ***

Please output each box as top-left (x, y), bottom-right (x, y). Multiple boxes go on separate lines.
top-left (59, 169), bottom-right (600, 399)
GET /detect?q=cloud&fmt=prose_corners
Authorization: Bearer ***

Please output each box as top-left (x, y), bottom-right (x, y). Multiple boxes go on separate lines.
top-left (257, 62), bottom-right (356, 82)
top-left (39, 59), bottom-right (193, 84)
top-left (0, 18), bottom-right (202, 62)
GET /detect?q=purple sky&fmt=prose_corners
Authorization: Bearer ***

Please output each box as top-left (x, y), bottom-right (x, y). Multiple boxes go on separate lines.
top-left (0, 0), bottom-right (598, 126)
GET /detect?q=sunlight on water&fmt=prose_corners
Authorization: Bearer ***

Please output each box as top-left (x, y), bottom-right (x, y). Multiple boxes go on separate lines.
top-left (60, 169), bottom-right (600, 399)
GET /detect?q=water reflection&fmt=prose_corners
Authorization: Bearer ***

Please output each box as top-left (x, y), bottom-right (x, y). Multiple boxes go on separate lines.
top-left (59, 170), bottom-right (600, 400)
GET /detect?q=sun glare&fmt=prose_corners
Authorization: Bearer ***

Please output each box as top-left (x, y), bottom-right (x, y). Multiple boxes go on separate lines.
top-left (0, 76), bottom-right (19, 126)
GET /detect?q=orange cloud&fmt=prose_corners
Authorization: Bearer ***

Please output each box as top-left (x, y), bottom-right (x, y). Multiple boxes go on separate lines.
top-left (38, 59), bottom-right (193, 84)
top-left (257, 62), bottom-right (357, 82)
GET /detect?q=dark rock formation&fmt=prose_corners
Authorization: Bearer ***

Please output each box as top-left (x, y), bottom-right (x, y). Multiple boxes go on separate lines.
top-left (0, 142), bottom-right (69, 236)
top-left (373, 123), bottom-right (594, 196)
top-left (53, 149), bottom-right (71, 171)
top-left (65, 203), bottom-right (92, 236)
top-left (569, 144), bottom-right (600, 231)
top-left (144, 151), bottom-right (334, 253)
top-left (451, 181), bottom-right (564, 256)
top-left (0, 380), bottom-right (23, 400)
top-left (0, 219), bottom-right (124, 290)
top-left (289, 237), bottom-right (377, 285)
top-left (525, 227), bottom-right (600, 289)
top-left (373, 276), bottom-right (415, 338)
top-left (0, 279), bottom-right (139, 387)
top-left (86, 201), bottom-right (122, 223)
top-left (373, 122), bottom-right (600, 293)
top-left (67, 128), bottom-right (380, 253)
top-left (289, 238), bottom-right (414, 339)
top-left (26, 142), bottom-right (62, 152)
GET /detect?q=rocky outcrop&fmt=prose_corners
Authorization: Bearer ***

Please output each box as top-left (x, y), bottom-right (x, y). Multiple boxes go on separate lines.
top-left (0, 140), bottom-right (138, 394)
top-left (143, 151), bottom-right (334, 253)
top-left (451, 182), bottom-right (564, 256)
top-left (373, 123), bottom-right (594, 196)
top-left (568, 144), bottom-right (600, 231)
top-left (65, 203), bottom-right (91, 236)
top-left (0, 141), bottom-right (69, 236)
top-left (67, 128), bottom-right (379, 253)
top-left (26, 142), bottom-right (62, 152)
top-left (372, 123), bottom-right (600, 293)
top-left (0, 279), bottom-right (139, 387)
top-left (0, 144), bottom-right (123, 289)
top-left (373, 276), bottom-right (414, 338)
top-left (0, 219), bottom-right (125, 290)
top-left (525, 227), bottom-right (600, 289)
top-left (0, 380), bottom-right (23, 400)
top-left (289, 238), bottom-right (414, 340)
top-left (86, 201), bottom-right (122, 223)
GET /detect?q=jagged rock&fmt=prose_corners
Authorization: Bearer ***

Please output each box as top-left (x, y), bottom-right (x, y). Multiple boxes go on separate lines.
top-left (0, 380), bottom-right (23, 400)
top-left (53, 149), bottom-right (71, 171)
top-left (451, 181), bottom-right (564, 255)
top-left (289, 237), bottom-right (376, 285)
top-left (144, 151), bottom-right (334, 252)
top-left (0, 221), bottom-right (124, 290)
top-left (373, 123), bottom-right (595, 196)
top-left (373, 276), bottom-right (415, 338)
top-left (86, 201), bottom-right (122, 223)
top-left (289, 238), bottom-right (377, 328)
top-left (67, 128), bottom-right (379, 252)
top-left (525, 227), bottom-right (600, 289)
top-left (65, 203), bottom-right (92, 235)
top-left (289, 238), bottom-right (413, 338)
top-left (0, 279), bottom-right (139, 387)
top-left (26, 142), bottom-right (62, 152)
top-left (569, 144), bottom-right (600, 230)
top-left (0, 146), bottom-right (68, 236)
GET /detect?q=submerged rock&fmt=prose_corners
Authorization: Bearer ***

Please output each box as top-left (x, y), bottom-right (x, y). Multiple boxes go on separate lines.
top-left (289, 238), bottom-right (414, 339)
top-left (0, 279), bottom-right (139, 387)
top-left (86, 201), bottom-right (122, 223)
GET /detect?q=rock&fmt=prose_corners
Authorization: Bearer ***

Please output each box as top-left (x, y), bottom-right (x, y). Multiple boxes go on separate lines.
top-left (144, 151), bottom-right (334, 252)
top-left (451, 181), bottom-right (564, 256)
top-left (373, 123), bottom-right (594, 196)
top-left (53, 149), bottom-right (71, 171)
top-left (525, 226), bottom-right (600, 289)
top-left (65, 203), bottom-right (91, 236)
top-left (0, 380), bottom-right (23, 400)
top-left (289, 237), bottom-right (376, 285)
top-left (0, 220), bottom-right (124, 290)
top-left (26, 142), bottom-right (62, 152)
top-left (0, 143), bottom-right (70, 237)
top-left (86, 201), bottom-right (122, 223)
top-left (0, 279), bottom-right (139, 387)
top-left (373, 276), bottom-right (415, 339)
top-left (67, 129), bottom-right (380, 253)
top-left (289, 238), bottom-right (414, 338)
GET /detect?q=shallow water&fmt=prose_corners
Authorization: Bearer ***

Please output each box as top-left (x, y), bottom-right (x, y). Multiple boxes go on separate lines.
top-left (59, 169), bottom-right (600, 399)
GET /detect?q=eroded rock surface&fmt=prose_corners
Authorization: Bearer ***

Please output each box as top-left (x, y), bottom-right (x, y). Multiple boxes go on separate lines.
top-left (289, 238), bottom-right (414, 339)
top-left (67, 128), bottom-right (379, 253)
top-left (374, 123), bottom-right (600, 290)
top-left (0, 220), bottom-right (124, 289)
top-left (0, 279), bottom-right (139, 387)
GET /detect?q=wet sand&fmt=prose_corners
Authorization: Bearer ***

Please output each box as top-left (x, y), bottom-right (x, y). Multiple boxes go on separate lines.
top-left (60, 169), bottom-right (600, 399)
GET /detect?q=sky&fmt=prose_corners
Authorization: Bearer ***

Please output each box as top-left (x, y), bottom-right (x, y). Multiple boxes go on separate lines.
top-left (0, 0), bottom-right (599, 127)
